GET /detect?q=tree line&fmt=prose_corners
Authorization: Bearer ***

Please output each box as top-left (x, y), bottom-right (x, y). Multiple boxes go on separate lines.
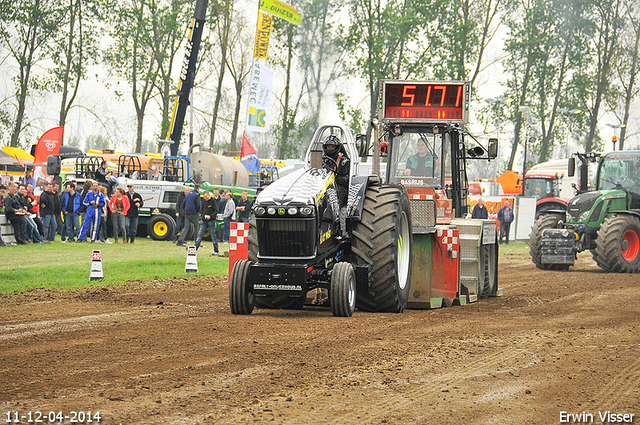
top-left (0, 0), bottom-right (638, 169)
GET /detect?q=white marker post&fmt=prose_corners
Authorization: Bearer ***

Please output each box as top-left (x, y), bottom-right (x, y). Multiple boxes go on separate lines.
top-left (185, 245), bottom-right (198, 273)
top-left (90, 250), bottom-right (104, 281)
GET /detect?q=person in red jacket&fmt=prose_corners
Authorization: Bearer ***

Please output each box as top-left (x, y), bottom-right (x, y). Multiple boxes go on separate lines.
top-left (109, 187), bottom-right (130, 244)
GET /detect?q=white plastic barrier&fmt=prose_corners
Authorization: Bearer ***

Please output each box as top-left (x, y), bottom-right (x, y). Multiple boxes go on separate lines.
top-left (467, 195), bottom-right (536, 242)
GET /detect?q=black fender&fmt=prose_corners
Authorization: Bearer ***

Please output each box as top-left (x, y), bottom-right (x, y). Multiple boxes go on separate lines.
top-left (611, 210), bottom-right (640, 221)
top-left (535, 206), bottom-right (567, 219)
top-left (346, 175), bottom-right (380, 221)
top-left (537, 201), bottom-right (567, 213)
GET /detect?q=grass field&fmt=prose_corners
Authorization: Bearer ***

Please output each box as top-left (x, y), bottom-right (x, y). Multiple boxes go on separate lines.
top-left (0, 236), bottom-right (230, 294)
top-left (0, 236), bottom-right (531, 294)
top-left (497, 240), bottom-right (529, 255)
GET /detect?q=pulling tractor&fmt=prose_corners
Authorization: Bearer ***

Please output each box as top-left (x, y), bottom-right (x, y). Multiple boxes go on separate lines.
top-left (229, 80), bottom-right (500, 317)
top-left (530, 151), bottom-right (640, 272)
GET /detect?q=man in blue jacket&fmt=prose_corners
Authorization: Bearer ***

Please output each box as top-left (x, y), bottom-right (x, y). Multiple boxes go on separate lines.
top-left (176, 185), bottom-right (201, 246)
top-left (78, 181), bottom-right (106, 243)
top-left (61, 182), bottom-right (81, 242)
top-left (497, 200), bottom-right (514, 244)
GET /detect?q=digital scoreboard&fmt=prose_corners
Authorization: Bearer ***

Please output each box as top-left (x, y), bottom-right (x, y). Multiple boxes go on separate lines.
top-left (379, 80), bottom-right (470, 123)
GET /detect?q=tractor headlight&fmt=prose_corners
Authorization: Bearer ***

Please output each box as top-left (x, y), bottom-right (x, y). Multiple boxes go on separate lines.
top-left (287, 207), bottom-right (298, 215)
top-left (300, 206), bottom-right (313, 216)
top-left (254, 206), bottom-right (266, 216)
top-left (579, 211), bottom-right (589, 222)
top-left (267, 207), bottom-right (276, 215)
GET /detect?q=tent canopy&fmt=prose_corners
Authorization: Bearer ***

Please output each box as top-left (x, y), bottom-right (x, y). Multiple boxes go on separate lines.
top-left (0, 149), bottom-right (33, 175)
top-left (2, 146), bottom-right (34, 162)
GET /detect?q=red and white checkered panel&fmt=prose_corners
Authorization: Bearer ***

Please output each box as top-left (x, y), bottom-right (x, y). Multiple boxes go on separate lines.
top-left (436, 228), bottom-right (459, 258)
top-left (229, 222), bottom-right (249, 251)
top-left (228, 222), bottom-right (250, 282)
top-left (409, 193), bottom-right (435, 200)
top-left (187, 247), bottom-right (196, 255)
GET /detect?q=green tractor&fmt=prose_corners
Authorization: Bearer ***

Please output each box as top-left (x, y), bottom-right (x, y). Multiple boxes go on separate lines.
top-left (529, 151), bottom-right (640, 272)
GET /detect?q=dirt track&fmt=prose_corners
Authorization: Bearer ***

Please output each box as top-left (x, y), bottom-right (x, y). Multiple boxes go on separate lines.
top-left (1, 251), bottom-right (639, 424)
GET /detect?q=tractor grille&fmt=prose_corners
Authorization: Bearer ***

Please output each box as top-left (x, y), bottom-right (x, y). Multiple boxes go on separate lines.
top-left (410, 199), bottom-right (436, 229)
top-left (257, 218), bottom-right (316, 258)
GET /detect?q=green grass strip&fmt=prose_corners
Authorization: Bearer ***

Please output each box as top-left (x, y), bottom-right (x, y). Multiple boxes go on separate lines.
top-left (0, 236), bottom-right (229, 294)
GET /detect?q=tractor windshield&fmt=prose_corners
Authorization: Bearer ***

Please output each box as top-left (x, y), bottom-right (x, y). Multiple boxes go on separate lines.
top-left (387, 130), bottom-right (445, 188)
top-left (597, 152), bottom-right (640, 195)
top-left (523, 177), bottom-right (558, 199)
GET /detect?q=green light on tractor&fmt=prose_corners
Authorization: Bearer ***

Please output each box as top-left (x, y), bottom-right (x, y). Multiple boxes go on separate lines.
top-left (379, 102), bottom-right (383, 109)
top-left (465, 102), bottom-right (469, 110)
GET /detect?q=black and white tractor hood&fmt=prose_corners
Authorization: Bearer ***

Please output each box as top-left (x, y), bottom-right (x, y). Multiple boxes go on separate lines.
top-left (256, 167), bottom-right (332, 207)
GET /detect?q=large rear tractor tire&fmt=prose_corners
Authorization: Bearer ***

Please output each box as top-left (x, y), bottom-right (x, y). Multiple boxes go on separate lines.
top-left (229, 260), bottom-right (255, 314)
top-left (529, 213), bottom-right (569, 270)
top-left (478, 241), bottom-right (498, 298)
top-left (147, 214), bottom-right (175, 241)
top-left (352, 185), bottom-right (412, 312)
top-left (330, 262), bottom-right (356, 317)
top-left (593, 215), bottom-right (640, 273)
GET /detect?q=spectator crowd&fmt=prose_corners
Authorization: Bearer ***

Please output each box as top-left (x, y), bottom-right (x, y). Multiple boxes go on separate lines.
top-left (172, 186), bottom-right (252, 257)
top-left (0, 173), bottom-right (252, 251)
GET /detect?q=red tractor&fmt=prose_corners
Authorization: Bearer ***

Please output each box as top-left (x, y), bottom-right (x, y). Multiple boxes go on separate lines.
top-left (522, 173), bottom-right (568, 219)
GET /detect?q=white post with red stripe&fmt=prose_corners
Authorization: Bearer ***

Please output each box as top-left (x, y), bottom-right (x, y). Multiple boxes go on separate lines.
top-left (185, 245), bottom-right (198, 273)
top-left (90, 250), bottom-right (104, 281)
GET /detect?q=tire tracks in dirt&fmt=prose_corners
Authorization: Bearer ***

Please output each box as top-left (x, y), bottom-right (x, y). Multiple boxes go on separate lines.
top-left (333, 344), bottom-right (541, 423)
top-left (0, 302), bottom-right (209, 342)
top-left (590, 352), bottom-right (640, 410)
top-left (242, 333), bottom-right (545, 424)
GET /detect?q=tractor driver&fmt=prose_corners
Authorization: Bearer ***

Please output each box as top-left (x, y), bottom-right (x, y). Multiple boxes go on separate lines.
top-left (402, 137), bottom-right (437, 177)
top-left (322, 135), bottom-right (350, 206)
top-left (403, 137), bottom-right (435, 176)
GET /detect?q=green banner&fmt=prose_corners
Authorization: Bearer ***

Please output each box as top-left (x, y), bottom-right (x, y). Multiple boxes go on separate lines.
top-left (259, 0), bottom-right (301, 26)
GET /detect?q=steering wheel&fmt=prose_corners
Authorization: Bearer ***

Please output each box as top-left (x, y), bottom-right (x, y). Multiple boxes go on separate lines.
top-left (621, 178), bottom-right (636, 190)
top-left (322, 155), bottom-right (338, 172)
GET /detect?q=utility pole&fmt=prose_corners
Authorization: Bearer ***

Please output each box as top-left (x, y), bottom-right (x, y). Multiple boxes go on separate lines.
top-left (519, 106), bottom-right (532, 196)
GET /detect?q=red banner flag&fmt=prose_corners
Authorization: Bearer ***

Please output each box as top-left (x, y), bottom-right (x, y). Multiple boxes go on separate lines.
top-left (240, 132), bottom-right (260, 175)
top-left (33, 126), bottom-right (64, 164)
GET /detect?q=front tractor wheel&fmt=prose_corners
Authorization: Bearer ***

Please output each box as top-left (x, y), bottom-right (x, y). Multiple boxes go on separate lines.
top-left (229, 260), bottom-right (255, 314)
top-left (593, 215), bottom-right (640, 273)
top-left (529, 213), bottom-right (569, 270)
top-left (352, 185), bottom-right (412, 312)
top-left (147, 214), bottom-right (175, 241)
top-left (330, 262), bottom-right (356, 317)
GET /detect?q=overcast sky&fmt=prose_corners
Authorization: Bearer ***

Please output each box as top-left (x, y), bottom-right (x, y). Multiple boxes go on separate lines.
top-left (2, 5), bottom-right (638, 170)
